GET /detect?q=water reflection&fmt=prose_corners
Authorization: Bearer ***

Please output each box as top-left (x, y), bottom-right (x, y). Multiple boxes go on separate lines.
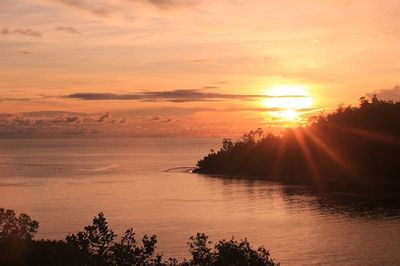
top-left (1, 138), bottom-right (399, 265)
top-left (200, 175), bottom-right (400, 220)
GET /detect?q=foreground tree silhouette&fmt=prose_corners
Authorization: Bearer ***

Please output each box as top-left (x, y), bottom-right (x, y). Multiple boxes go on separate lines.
top-left (65, 213), bottom-right (163, 265)
top-left (0, 209), bottom-right (279, 266)
top-left (0, 208), bottom-right (39, 264)
top-left (0, 208), bottom-right (39, 241)
top-left (186, 233), bottom-right (276, 266)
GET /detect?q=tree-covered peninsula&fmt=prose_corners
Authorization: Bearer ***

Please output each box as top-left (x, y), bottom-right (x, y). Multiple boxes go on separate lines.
top-left (195, 96), bottom-right (400, 186)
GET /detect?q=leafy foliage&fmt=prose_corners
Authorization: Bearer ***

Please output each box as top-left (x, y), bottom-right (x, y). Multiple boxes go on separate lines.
top-left (185, 233), bottom-right (276, 266)
top-left (0, 208), bottom-right (39, 264)
top-left (0, 208), bottom-right (38, 242)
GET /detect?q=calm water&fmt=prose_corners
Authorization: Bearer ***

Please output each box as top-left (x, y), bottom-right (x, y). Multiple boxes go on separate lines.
top-left (0, 138), bottom-right (399, 265)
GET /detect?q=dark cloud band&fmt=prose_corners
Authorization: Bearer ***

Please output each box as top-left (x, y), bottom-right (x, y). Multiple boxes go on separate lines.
top-left (63, 89), bottom-right (308, 103)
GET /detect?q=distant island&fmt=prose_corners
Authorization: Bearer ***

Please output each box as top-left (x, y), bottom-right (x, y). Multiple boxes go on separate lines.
top-left (195, 96), bottom-right (400, 188)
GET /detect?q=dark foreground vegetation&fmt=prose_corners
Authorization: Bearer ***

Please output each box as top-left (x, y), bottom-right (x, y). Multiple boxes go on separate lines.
top-left (195, 96), bottom-right (400, 187)
top-left (0, 208), bottom-right (278, 266)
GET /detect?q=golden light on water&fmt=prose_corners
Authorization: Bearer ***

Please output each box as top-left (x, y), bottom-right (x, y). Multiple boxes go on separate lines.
top-left (263, 85), bottom-right (313, 122)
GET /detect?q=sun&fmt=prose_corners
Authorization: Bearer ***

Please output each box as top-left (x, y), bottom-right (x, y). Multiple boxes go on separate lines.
top-left (262, 85), bottom-right (313, 122)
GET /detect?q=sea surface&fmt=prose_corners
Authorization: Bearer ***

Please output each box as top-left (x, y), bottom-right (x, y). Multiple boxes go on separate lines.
top-left (0, 138), bottom-right (399, 265)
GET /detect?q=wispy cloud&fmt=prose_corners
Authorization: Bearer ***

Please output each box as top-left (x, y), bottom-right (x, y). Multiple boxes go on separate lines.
top-left (97, 112), bottom-right (112, 122)
top-left (146, 115), bottom-right (173, 123)
top-left (0, 111), bottom-right (124, 138)
top-left (50, 0), bottom-right (193, 17)
top-left (1, 27), bottom-right (42, 37)
top-left (141, 0), bottom-right (197, 9)
top-left (0, 97), bottom-right (32, 102)
top-left (52, 0), bottom-right (112, 16)
top-left (222, 107), bottom-right (319, 113)
top-left (368, 85), bottom-right (400, 101)
top-left (0, 104), bottom-right (320, 138)
top-left (0, 110), bottom-right (193, 138)
top-left (55, 26), bottom-right (81, 34)
top-left (63, 89), bottom-right (308, 103)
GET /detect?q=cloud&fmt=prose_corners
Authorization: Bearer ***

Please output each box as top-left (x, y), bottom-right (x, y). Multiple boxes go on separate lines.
top-left (21, 111), bottom-right (86, 118)
top-left (147, 115), bottom-right (173, 123)
top-left (0, 103), bottom-right (317, 138)
top-left (1, 27), bottom-right (42, 37)
top-left (142, 0), bottom-right (200, 8)
top-left (141, 0), bottom-right (176, 8)
top-left (63, 89), bottom-right (308, 103)
top-left (51, 0), bottom-right (196, 18)
top-left (0, 95), bottom-right (53, 103)
top-left (0, 110), bottom-right (185, 138)
top-left (368, 85), bottom-right (400, 101)
top-left (119, 117), bottom-right (128, 124)
top-left (97, 112), bottom-right (113, 122)
top-left (65, 116), bottom-right (81, 123)
top-left (222, 107), bottom-right (319, 113)
top-left (191, 59), bottom-right (209, 63)
top-left (0, 28), bottom-right (10, 35)
top-left (0, 97), bottom-right (32, 102)
top-left (0, 111), bottom-right (124, 138)
top-left (14, 29), bottom-right (42, 37)
top-left (52, 0), bottom-right (112, 16)
top-left (55, 26), bottom-right (81, 34)
top-left (203, 86), bottom-right (219, 89)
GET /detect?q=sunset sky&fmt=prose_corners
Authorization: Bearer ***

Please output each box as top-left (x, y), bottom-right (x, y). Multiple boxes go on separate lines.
top-left (1, 0), bottom-right (400, 137)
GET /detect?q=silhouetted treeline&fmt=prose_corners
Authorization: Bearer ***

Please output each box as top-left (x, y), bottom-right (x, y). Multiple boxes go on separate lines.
top-left (195, 96), bottom-right (400, 185)
top-left (0, 208), bottom-right (278, 266)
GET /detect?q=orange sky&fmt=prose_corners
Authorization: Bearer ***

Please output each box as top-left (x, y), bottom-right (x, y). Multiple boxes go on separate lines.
top-left (1, 0), bottom-right (400, 137)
